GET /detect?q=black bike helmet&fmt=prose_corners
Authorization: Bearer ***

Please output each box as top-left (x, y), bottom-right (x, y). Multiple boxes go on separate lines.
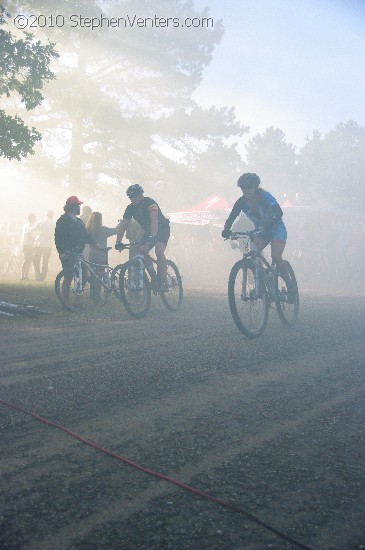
top-left (126, 184), bottom-right (144, 198)
top-left (237, 173), bottom-right (260, 189)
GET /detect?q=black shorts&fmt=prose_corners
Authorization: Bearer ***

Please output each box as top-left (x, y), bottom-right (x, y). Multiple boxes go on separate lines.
top-left (156, 224), bottom-right (170, 245)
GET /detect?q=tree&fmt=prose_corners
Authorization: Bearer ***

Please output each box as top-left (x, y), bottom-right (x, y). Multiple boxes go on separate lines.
top-left (6, 0), bottom-right (247, 201)
top-left (0, 6), bottom-right (58, 160)
top-left (299, 121), bottom-right (365, 211)
top-left (245, 127), bottom-right (298, 201)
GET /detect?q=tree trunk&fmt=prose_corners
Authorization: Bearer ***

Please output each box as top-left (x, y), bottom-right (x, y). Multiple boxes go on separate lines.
top-left (68, 48), bottom-right (86, 195)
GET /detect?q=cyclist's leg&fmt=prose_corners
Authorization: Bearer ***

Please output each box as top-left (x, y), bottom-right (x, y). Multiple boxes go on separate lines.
top-left (155, 242), bottom-right (168, 282)
top-left (155, 225), bottom-right (170, 283)
top-left (271, 240), bottom-right (290, 280)
top-left (138, 244), bottom-right (154, 269)
top-left (268, 222), bottom-right (289, 279)
top-left (271, 239), bottom-right (297, 302)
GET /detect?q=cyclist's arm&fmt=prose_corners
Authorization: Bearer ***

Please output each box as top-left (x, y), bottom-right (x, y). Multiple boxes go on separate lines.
top-left (224, 200), bottom-right (243, 230)
top-left (116, 218), bottom-right (130, 242)
top-left (149, 206), bottom-right (159, 236)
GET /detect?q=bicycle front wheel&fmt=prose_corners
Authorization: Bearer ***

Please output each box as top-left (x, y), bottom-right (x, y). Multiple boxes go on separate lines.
top-left (275, 261), bottom-right (299, 326)
top-left (55, 269), bottom-right (91, 312)
top-left (119, 261), bottom-right (151, 318)
top-left (228, 259), bottom-right (269, 337)
top-left (160, 260), bottom-right (183, 311)
top-left (110, 264), bottom-right (123, 301)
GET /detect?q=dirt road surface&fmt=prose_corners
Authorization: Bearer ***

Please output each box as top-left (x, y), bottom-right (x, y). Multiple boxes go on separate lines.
top-left (1, 290), bottom-right (365, 549)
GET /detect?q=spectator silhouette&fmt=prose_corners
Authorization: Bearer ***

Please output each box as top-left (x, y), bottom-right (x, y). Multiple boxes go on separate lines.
top-left (33, 210), bottom-right (55, 281)
top-left (80, 206), bottom-right (92, 260)
top-left (85, 212), bottom-right (117, 304)
top-left (21, 213), bottom-right (36, 281)
top-left (125, 218), bottom-right (145, 260)
top-left (80, 205), bottom-right (92, 224)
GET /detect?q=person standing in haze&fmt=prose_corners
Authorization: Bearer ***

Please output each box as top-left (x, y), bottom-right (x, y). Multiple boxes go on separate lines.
top-left (85, 212), bottom-right (117, 304)
top-left (21, 212), bottom-right (36, 281)
top-left (222, 173), bottom-right (295, 300)
top-left (33, 210), bottom-right (55, 281)
top-left (80, 205), bottom-right (92, 224)
top-left (125, 218), bottom-right (145, 261)
top-left (115, 185), bottom-right (170, 290)
top-left (80, 205), bottom-right (93, 261)
top-left (54, 196), bottom-right (101, 305)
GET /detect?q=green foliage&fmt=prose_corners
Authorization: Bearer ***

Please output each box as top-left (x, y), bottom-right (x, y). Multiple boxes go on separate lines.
top-left (0, 6), bottom-right (58, 160)
top-left (0, 110), bottom-right (41, 159)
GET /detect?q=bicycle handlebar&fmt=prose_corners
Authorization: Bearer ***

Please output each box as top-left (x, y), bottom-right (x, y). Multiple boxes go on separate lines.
top-left (115, 240), bottom-right (149, 251)
top-left (226, 229), bottom-right (261, 240)
top-left (65, 246), bottom-right (111, 255)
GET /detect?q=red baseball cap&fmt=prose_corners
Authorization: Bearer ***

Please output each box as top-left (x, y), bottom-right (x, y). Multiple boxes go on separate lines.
top-left (66, 196), bottom-right (83, 205)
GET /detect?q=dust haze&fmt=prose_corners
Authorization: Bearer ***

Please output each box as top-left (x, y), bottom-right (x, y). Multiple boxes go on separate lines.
top-left (1, 0), bottom-right (364, 294)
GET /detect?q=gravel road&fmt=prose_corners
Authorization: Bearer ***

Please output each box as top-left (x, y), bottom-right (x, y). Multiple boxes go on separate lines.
top-left (1, 290), bottom-right (365, 549)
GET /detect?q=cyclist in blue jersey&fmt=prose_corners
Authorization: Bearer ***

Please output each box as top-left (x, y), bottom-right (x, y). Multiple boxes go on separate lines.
top-left (115, 184), bottom-right (170, 290)
top-left (222, 173), bottom-right (295, 297)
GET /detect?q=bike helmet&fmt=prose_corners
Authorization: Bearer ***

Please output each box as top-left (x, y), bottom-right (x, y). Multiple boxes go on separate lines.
top-left (126, 184), bottom-right (144, 198)
top-left (237, 173), bottom-right (261, 189)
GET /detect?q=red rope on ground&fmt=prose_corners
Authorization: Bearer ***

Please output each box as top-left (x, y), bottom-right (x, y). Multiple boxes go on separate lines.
top-left (0, 398), bottom-right (313, 550)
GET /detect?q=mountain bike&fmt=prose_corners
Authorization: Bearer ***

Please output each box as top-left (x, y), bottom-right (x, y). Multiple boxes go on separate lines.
top-left (226, 230), bottom-right (299, 337)
top-left (55, 248), bottom-right (123, 312)
top-left (117, 242), bottom-right (183, 319)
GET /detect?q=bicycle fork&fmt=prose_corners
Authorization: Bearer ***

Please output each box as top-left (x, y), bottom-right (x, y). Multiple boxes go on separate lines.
top-left (130, 255), bottom-right (145, 290)
top-left (74, 261), bottom-right (83, 294)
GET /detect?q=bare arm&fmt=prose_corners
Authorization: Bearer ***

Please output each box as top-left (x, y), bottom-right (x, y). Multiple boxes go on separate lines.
top-left (149, 207), bottom-right (159, 235)
top-left (116, 219), bottom-right (130, 242)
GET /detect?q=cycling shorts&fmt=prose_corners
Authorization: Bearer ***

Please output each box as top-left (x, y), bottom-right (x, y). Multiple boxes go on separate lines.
top-left (156, 224), bottom-right (170, 245)
top-left (256, 219), bottom-right (287, 243)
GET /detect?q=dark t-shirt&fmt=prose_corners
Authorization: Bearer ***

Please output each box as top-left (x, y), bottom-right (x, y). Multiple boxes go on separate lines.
top-left (123, 197), bottom-right (169, 235)
top-left (54, 213), bottom-right (95, 254)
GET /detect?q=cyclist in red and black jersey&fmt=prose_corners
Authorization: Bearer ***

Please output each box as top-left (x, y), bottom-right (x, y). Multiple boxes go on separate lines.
top-left (115, 185), bottom-right (170, 290)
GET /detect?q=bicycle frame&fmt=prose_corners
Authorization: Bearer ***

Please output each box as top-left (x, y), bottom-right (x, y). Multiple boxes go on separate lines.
top-left (232, 232), bottom-right (278, 302)
top-left (120, 242), bottom-right (161, 293)
top-left (72, 256), bottom-right (115, 295)
top-left (226, 230), bottom-right (299, 336)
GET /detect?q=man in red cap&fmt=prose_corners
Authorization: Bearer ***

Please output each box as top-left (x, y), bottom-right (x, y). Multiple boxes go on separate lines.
top-left (54, 196), bottom-right (100, 304)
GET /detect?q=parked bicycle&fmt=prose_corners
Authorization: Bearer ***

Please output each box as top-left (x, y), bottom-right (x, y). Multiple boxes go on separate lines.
top-left (225, 230), bottom-right (299, 337)
top-left (117, 242), bottom-right (183, 319)
top-left (55, 248), bottom-right (123, 312)
top-left (0, 246), bottom-right (22, 278)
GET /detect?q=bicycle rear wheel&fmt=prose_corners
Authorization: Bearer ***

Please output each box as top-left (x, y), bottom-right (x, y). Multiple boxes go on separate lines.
top-left (160, 260), bottom-right (183, 311)
top-left (119, 261), bottom-right (151, 318)
top-left (55, 269), bottom-right (91, 312)
top-left (275, 261), bottom-right (299, 325)
top-left (228, 259), bottom-right (269, 337)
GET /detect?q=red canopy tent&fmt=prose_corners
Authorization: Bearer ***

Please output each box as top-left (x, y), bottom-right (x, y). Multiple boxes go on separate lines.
top-left (168, 195), bottom-right (231, 226)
